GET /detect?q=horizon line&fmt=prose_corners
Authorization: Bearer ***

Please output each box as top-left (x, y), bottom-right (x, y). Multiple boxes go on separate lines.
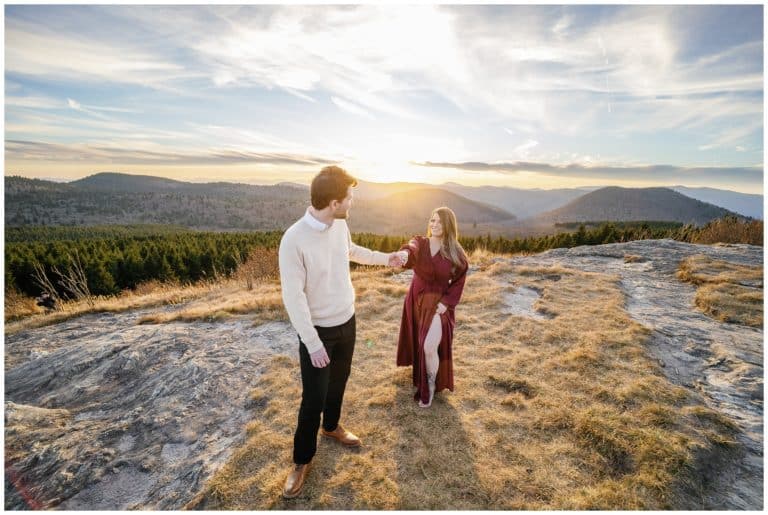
top-left (4, 171), bottom-right (763, 196)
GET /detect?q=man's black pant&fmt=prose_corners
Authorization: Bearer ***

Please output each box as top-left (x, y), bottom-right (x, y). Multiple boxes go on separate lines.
top-left (293, 314), bottom-right (356, 465)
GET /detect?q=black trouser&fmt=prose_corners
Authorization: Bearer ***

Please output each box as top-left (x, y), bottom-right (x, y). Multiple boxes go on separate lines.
top-left (293, 314), bottom-right (356, 465)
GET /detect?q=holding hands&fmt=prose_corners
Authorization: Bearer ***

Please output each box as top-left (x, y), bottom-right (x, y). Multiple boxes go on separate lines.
top-left (388, 250), bottom-right (409, 268)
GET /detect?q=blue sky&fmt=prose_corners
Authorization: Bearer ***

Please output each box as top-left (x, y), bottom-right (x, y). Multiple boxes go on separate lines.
top-left (4, 4), bottom-right (764, 193)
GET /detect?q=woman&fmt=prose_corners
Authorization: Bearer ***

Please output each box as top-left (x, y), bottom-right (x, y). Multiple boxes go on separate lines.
top-left (395, 207), bottom-right (469, 408)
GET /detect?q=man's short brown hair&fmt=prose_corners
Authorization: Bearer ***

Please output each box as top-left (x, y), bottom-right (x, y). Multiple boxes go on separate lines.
top-left (311, 166), bottom-right (358, 209)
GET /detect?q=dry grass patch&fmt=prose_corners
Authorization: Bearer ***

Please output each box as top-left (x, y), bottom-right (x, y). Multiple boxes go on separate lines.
top-left (189, 261), bottom-right (739, 509)
top-left (137, 279), bottom-right (286, 325)
top-left (4, 280), bottom-right (218, 336)
top-left (4, 289), bottom-right (42, 321)
top-left (692, 218), bottom-right (763, 245)
top-left (677, 255), bottom-right (763, 327)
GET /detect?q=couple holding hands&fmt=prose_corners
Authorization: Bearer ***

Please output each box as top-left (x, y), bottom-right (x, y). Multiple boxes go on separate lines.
top-left (278, 166), bottom-right (468, 498)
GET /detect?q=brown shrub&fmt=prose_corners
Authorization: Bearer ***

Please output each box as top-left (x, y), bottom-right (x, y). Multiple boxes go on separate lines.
top-left (692, 218), bottom-right (763, 246)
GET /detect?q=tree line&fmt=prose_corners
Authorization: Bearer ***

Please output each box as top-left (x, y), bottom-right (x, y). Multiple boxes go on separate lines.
top-left (5, 217), bottom-right (762, 299)
top-left (6, 228), bottom-right (284, 298)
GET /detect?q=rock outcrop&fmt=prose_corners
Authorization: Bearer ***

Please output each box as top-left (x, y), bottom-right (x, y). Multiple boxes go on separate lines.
top-left (5, 310), bottom-right (297, 510)
top-left (4, 239), bottom-right (763, 509)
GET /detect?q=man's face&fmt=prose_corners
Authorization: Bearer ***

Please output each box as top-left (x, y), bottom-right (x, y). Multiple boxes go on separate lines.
top-left (332, 186), bottom-right (353, 219)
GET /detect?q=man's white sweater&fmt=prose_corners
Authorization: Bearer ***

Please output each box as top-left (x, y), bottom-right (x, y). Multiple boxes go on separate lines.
top-left (278, 209), bottom-right (389, 353)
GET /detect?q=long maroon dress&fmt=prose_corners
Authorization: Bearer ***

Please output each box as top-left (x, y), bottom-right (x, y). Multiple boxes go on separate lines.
top-left (396, 236), bottom-right (468, 404)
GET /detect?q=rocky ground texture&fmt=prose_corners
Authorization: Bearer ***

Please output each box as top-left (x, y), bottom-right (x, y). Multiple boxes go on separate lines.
top-left (503, 239), bottom-right (763, 509)
top-left (4, 239), bottom-right (763, 509)
top-left (5, 312), bottom-right (297, 510)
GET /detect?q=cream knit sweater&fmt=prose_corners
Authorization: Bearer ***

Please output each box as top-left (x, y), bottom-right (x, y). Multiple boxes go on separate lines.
top-left (278, 209), bottom-right (389, 353)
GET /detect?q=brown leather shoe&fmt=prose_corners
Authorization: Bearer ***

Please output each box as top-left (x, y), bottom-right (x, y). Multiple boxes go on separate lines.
top-left (282, 462), bottom-right (310, 499)
top-left (321, 425), bottom-right (361, 447)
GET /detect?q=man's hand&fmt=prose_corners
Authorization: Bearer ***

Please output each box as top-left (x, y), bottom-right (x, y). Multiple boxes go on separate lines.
top-left (436, 302), bottom-right (448, 315)
top-left (309, 347), bottom-right (330, 368)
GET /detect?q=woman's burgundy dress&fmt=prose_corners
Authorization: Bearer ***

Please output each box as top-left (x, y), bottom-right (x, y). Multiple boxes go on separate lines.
top-left (396, 236), bottom-right (468, 404)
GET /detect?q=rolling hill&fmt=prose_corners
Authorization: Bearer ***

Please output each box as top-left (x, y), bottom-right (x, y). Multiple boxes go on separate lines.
top-left (671, 186), bottom-right (763, 220)
top-left (5, 174), bottom-right (755, 234)
top-left (347, 187), bottom-right (516, 235)
top-left (534, 187), bottom-right (742, 225)
top-left (5, 175), bottom-right (514, 234)
top-left (441, 183), bottom-right (597, 219)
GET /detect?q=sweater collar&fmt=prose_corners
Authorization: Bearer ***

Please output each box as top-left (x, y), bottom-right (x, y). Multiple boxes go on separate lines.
top-left (302, 207), bottom-right (331, 232)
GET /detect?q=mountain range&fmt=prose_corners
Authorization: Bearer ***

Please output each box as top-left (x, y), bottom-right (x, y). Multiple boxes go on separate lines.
top-left (533, 187), bottom-right (737, 225)
top-left (4, 173), bottom-right (758, 236)
top-left (352, 179), bottom-right (762, 220)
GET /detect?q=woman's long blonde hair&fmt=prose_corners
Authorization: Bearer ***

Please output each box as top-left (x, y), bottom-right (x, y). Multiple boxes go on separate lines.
top-left (427, 206), bottom-right (468, 273)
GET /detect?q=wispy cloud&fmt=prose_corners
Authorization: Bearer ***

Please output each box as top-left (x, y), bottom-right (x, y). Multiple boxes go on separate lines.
top-left (331, 97), bottom-right (375, 119)
top-left (513, 139), bottom-right (539, 158)
top-left (5, 140), bottom-right (337, 167)
top-left (6, 95), bottom-right (65, 109)
top-left (697, 121), bottom-right (764, 151)
top-left (4, 5), bottom-right (763, 187)
top-left (5, 19), bottom-right (201, 93)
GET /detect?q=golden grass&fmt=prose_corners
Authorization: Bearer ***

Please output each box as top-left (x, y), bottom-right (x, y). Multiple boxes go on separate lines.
top-left (4, 289), bottom-right (41, 322)
top-left (188, 262), bottom-right (739, 510)
top-left (137, 279), bottom-right (286, 326)
top-left (692, 218), bottom-right (763, 246)
top-left (677, 255), bottom-right (763, 327)
top-left (4, 247), bottom-right (283, 332)
top-left (4, 280), bottom-right (219, 336)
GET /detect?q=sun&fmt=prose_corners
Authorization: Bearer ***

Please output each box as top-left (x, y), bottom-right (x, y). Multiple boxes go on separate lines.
top-left (353, 160), bottom-right (439, 184)
top-left (340, 131), bottom-right (469, 185)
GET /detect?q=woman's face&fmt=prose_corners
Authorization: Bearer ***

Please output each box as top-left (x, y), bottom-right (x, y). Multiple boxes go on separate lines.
top-left (429, 213), bottom-right (443, 238)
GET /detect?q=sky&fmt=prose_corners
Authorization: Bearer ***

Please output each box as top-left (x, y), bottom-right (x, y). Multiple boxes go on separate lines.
top-left (4, 4), bottom-right (765, 193)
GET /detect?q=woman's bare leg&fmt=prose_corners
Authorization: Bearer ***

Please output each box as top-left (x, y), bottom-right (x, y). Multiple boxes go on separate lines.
top-left (420, 314), bottom-right (442, 407)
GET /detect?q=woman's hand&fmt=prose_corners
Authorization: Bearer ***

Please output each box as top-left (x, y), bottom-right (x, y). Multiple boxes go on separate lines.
top-left (388, 250), bottom-right (408, 267)
top-left (436, 302), bottom-right (447, 315)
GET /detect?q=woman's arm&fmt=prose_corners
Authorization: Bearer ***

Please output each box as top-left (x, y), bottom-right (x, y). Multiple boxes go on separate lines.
top-left (398, 237), bottom-right (420, 269)
top-left (440, 261), bottom-right (468, 309)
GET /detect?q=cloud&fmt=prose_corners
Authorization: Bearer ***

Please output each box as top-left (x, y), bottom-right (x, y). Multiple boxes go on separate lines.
top-left (416, 160), bottom-right (763, 185)
top-left (5, 139), bottom-right (337, 167)
top-left (513, 139), bottom-right (539, 158)
top-left (331, 97), bottom-right (375, 119)
top-left (4, 5), bottom-right (763, 178)
top-left (5, 19), bottom-right (201, 93)
top-left (6, 110), bottom-right (192, 143)
top-left (6, 95), bottom-right (66, 109)
top-left (697, 121), bottom-right (763, 151)
top-left (7, 6), bottom-right (762, 130)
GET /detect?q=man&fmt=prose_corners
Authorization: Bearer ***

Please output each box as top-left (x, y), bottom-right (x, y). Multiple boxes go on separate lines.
top-left (278, 165), bottom-right (402, 499)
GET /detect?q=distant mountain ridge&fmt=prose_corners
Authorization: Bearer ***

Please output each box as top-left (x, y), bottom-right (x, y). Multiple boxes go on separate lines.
top-left (4, 174), bottom-right (757, 235)
top-left (4, 174), bottom-right (514, 235)
top-left (356, 180), bottom-right (762, 220)
top-left (349, 187), bottom-right (516, 235)
top-left (69, 172), bottom-right (306, 199)
top-left (441, 183), bottom-right (597, 219)
top-left (71, 172), bottom-right (190, 192)
top-left (671, 186), bottom-right (763, 220)
top-left (535, 186), bottom-right (742, 225)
